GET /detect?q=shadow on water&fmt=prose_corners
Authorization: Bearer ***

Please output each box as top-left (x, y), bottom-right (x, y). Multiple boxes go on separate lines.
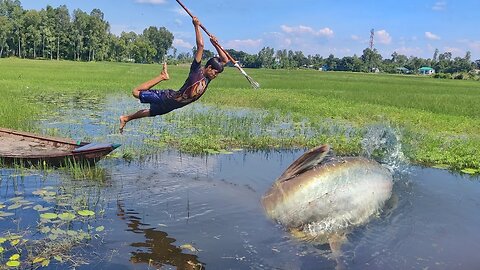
top-left (116, 199), bottom-right (204, 269)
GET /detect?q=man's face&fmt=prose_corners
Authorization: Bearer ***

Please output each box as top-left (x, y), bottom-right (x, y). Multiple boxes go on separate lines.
top-left (205, 66), bottom-right (220, 80)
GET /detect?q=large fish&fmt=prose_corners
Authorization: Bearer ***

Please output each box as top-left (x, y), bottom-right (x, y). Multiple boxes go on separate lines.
top-left (262, 144), bottom-right (393, 249)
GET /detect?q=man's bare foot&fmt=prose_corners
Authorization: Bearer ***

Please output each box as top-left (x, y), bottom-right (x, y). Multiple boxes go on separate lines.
top-left (119, 115), bottom-right (128, 134)
top-left (160, 62), bottom-right (169, 80)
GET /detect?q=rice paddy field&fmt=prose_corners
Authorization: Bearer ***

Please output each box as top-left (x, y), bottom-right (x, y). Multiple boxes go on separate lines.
top-left (1, 57), bottom-right (479, 171)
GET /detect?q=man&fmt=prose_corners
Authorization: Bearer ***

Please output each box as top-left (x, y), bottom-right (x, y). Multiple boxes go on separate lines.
top-left (119, 16), bottom-right (229, 133)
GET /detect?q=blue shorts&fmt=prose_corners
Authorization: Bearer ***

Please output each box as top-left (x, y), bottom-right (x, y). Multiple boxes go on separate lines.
top-left (139, 90), bottom-right (183, 116)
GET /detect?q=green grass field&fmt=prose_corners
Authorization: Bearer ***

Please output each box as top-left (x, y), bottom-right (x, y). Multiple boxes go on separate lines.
top-left (1, 58), bottom-right (479, 171)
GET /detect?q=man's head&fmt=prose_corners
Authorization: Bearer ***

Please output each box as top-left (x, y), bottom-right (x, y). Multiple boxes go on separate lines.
top-left (204, 57), bottom-right (224, 80)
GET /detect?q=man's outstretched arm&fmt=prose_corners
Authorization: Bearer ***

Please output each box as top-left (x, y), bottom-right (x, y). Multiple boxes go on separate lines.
top-left (210, 35), bottom-right (229, 65)
top-left (192, 16), bottom-right (204, 63)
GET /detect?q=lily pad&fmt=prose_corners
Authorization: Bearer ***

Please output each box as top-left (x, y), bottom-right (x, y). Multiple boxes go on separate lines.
top-left (77, 210), bottom-right (95, 217)
top-left (40, 213), bottom-right (58, 220)
top-left (33, 205), bottom-right (51, 212)
top-left (0, 211), bottom-right (14, 217)
top-left (9, 254), bottom-right (20, 260)
top-left (6, 260), bottom-right (20, 267)
top-left (33, 257), bottom-right (46, 264)
top-left (7, 203), bottom-right (22, 210)
top-left (10, 239), bottom-right (20, 246)
top-left (95, 226), bottom-right (105, 232)
top-left (58, 212), bottom-right (76, 221)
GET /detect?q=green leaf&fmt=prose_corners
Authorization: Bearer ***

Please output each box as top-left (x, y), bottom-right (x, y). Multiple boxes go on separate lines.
top-left (33, 205), bottom-right (50, 212)
top-left (95, 226), bottom-right (105, 232)
top-left (0, 211), bottom-right (14, 217)
top-left (77, 210), bottom-right (95, 217)
top-left (461, 168), bottom-right (478, 175)
top-left (0, 237), bottom-right (6, 244)
top-left (10, 239), bottom-right (20, 246)
top-left (7, 203), bottom-right (22, 210)
top-left (53, 255), bottom-right (63, 262)
top-left (0, 247), bottom-right (4, 253)
top-left (9, 254), bottom-right (20, 260)
top-left (40, 227), bottom-right (51, 234)
top-left (58, 212), bottom-right (76, 221)
top-left (32, 257), bottom-right (46, 264)
top-left (41, 259), bottom-right (50, 267)
top-left (6, 260), bottom-right (20, 267)
top-left (40, 213), bottom-right (58, 220)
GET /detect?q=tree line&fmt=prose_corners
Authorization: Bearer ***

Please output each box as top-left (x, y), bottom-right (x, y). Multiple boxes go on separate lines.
top-left (0, 0), bottom-right (173, 63)
top-left (2, 0), bottom-right (480, 76)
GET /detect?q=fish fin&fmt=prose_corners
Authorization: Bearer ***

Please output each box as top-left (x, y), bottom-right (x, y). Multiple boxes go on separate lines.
top-left (329, 233), bottom-right (347, 270)
top-left (277, 144), bottom-right (330, 182)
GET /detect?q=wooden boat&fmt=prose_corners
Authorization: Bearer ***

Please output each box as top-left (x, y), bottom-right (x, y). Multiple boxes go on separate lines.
top-left (0, 127), bottom-right (120, 167)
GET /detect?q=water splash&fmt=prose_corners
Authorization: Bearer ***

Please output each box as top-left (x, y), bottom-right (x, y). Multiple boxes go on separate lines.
top-left (360, 123), bottom-right (409, 175)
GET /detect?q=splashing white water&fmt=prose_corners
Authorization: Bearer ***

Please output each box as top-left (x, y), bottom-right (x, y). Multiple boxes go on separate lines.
top-left (361, 124), bottom-right (409, 175)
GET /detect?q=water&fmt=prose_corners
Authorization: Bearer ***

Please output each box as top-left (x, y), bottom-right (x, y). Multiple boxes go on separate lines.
top-left (2, 97), bottom-right (480, 269)
top-left (2, 151), bottom-right (480, 269)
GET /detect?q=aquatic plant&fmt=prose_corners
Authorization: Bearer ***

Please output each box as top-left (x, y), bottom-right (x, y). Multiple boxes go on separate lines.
top-left (0, 170), bottom-right (108, 268)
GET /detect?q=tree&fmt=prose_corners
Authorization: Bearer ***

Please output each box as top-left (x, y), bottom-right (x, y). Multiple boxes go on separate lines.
top-left (54, 5), bottom-right (71, 60)
top-left (87, 8), bottom-right (109, 61)
top-left (132, 36), bottom-right (156, 63)
top-left (72, 9), bottom-right (89, 61)
top-left (22, 9), bottom-right (41, 58)
top-left (257, 47), bottom-right (275, 68)
top-left (325, 54), bottom-right (338, 70)
top-left (1, 0), bottom-right (23, 57)
top-left (0, 15), bottom-right (12, 57)
top-left (143, 26), bottom-right (173, 63)
top-left (432, 48), bottom-right (439, 63)
top-left (361, 48), bottom-right (382, 72)
top-left (475, 59), bottom-right (480, 69)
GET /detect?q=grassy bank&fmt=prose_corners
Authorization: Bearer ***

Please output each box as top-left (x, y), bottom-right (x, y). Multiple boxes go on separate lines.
top-left (0, 58), bottom-right (479, 171)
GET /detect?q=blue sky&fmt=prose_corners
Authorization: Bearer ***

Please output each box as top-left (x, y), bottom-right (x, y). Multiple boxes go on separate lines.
top-left (20, 0), bottom-right (480, 60)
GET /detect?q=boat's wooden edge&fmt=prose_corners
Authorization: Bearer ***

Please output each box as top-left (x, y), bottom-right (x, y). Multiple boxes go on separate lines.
top-left (0, 127), bottom-right (87, 146)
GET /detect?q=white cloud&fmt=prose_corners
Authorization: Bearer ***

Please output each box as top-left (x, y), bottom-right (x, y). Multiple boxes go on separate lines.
top-left (443, 46), bottom-right (463, 56)
top-left (375, 30), bottom-right (392, 45)
top-left (134, 0), bottom-right (167, 4)
top-left (173, 38), bottom-right (193, 49)
top-left (425, 32), bottom-right (440, 40)
top-left (432, 1), bottom-right (447, 11)
top-left (394, 46), bottom-right (423, 57)
top-left (351, 35), bottom-right (360, 41)
top-left (280, 25), bottom-right (334, 38)
top-left (225, 39), bottom-right (263, 50)
top-left (469, 41), bottom-right (480, 51)
top-left (174, 7), bottom-right (189, 16)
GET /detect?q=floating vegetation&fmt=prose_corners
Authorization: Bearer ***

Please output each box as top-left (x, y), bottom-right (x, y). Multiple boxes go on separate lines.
top-left (0, 170), bottom-right (108, 269)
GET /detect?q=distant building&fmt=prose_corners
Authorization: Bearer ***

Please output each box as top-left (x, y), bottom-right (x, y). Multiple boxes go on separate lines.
top-left (418, 67), bottom-right (435, 75)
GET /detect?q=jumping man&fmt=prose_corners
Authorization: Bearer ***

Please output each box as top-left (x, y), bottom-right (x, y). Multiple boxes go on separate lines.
top-left (119, 16), bottom-right (229, 133)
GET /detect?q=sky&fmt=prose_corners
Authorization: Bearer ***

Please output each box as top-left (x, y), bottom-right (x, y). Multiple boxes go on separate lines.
top-left (19, 0), bottom-right (480, 60)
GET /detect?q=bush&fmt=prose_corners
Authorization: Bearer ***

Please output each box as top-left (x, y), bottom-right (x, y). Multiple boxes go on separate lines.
top-left (433, 73), bottom-right (452, 79)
